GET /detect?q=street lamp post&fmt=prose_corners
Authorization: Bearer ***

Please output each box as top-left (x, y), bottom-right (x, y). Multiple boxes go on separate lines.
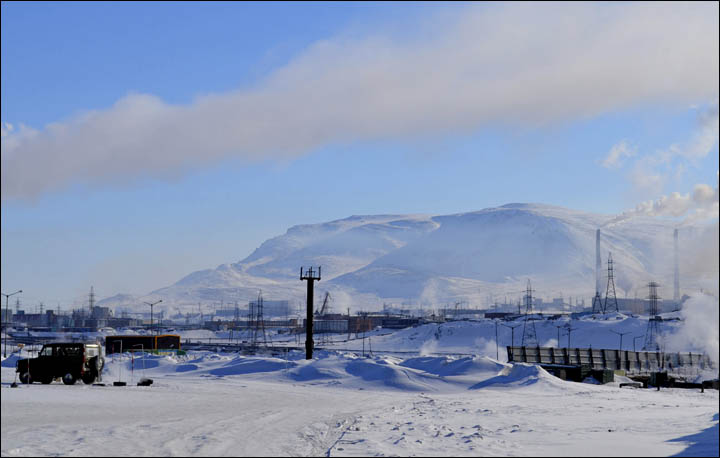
top-left (144, 300), bottom-right (163, 337)
top-left (565, 324), bottom-right (577, 349)
top-left (554, 324), bottom-right (565, 347)
top-left (2, 290), bottom-right (23, 357)
top-left (500, 323), bottom-right (521, 348)
top-left (633, 335), bottom-right (644, 353)
top-left (611, 330), bottom-right (630, 351)
top-left (494, 319), bottom-right (499, 360)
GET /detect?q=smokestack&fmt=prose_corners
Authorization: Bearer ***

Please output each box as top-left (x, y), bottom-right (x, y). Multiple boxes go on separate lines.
top-left (673, 228), bottom-right (680, 301)
top-left (596, 229), bottom-right (602, 294)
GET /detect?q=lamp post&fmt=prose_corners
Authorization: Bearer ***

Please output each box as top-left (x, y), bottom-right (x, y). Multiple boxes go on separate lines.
top-left (565, 324), bottom-right (577, 349)
top-left (610, 330), bottom-right (630, 351)
top-left (554, 323), bottom-right (565, 347)
top-left (633, 335), bottom-right (644, 353)
top-left (500, 323), bottom-right (521, 348)
top-left (144, 300), bottom-right (163, 337)
top-left (494, 319), bottom-right (499, 360)
top-left (2, 290), bottom-right (22, 357)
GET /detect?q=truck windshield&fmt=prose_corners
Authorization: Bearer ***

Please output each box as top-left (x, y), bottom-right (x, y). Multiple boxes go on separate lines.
top-left (40, 347), bottom-right (53, 356)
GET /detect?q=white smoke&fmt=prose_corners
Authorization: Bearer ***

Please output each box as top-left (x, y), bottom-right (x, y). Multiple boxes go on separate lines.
top-left (329, 289), bottom-right (353, 314)
top-left (2, 2), bottom-right (718, 200)
top-left (665, 293), bottom-right (719, 365)
top-left (418, 279), bottom-right (442, 307)
top-left (680, 222), bottom-right (720, 296)
top-left (475, 336), bottom-right (505, 361)
top-left (419, 338), bottom-right (439, 356)
top-left (604, 177), bottom-right (719, 227)
top-left (542, 338), bottom-right (559, 348)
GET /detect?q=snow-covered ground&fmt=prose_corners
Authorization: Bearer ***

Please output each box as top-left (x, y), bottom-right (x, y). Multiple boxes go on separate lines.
top-left (2, 346), bottom-right (718, 457)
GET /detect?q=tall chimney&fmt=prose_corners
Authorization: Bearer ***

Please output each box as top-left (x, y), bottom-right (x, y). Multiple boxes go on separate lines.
top-left (596, 229), bottom-right (602, 294)
top-left (673, 228), bottom-right (680, 301)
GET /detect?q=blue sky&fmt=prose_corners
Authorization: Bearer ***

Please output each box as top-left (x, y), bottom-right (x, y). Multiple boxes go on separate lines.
top-left (1, 2), bottom-right (718, 307)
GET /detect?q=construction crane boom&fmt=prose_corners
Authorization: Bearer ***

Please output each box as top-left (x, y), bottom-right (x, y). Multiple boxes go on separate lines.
top-left (317, 292), bottom-right (331, 316)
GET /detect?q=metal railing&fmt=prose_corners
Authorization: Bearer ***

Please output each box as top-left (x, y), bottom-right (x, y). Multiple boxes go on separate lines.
top-left (507, 346), bottom-right (715, 375)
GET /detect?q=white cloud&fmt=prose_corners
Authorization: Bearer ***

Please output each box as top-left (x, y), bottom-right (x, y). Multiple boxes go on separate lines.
top-left (2, 2), bottom-right (719, 200)
top-left (682, 104), bottom-right (720, 160)
top-left (619, 104), bottom-right (719, 196)
top-left (630, 154), bottom-right (666, 196)
top-left (601, 141), bottom-right (636, 169)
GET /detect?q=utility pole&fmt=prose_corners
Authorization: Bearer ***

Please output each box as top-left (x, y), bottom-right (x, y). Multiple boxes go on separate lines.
top-left (633, 335), bottom-right (644, 353)
top-left (144, 300), bottom-right (163, 337)
top-left (610, 330), bottom-right (630, 351)
top-left (500, 323), bottom-right (521, 348)
top-left (565, 324), bottom-right (577, 349)
top-left (554, 324), bottom-right (565, 347)
top-left (300, 266), bottom-right (321, 360)
top-left (2, 289), bottom-right (23, 357)
top-left (494, 319), bottom-right (499, 360)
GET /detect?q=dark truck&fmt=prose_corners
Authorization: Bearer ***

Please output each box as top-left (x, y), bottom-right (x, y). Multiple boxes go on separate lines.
top-left (16, 343), bottom-right (104, 385)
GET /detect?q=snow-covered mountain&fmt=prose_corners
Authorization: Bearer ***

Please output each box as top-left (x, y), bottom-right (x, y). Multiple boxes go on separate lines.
top-left (102, 203), bottom-right (715, 314)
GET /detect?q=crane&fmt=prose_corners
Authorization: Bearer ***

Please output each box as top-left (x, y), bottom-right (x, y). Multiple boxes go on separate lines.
top-left (316, 292), bottom-right (331, 316)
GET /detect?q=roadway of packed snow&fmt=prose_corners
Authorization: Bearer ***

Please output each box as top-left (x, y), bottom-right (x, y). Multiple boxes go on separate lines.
top-left (2, 346), bottom-right (718, 457)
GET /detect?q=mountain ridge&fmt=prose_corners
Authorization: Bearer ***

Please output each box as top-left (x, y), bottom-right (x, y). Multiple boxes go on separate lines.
top-left (98, 203), bottom-right (710, 314)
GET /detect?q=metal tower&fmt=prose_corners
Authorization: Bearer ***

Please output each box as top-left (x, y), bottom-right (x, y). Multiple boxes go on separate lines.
top-left (643, 282), bottom-right (661, 351)
top-left (521, 279), bottom-right (538, 347)
top-left (673, 229), bottom-right (680, 302)
top-left (89, 286), bottom-right (95, 317)
top-left (603, 252), bottom-right (619, 313)
top-left (591, 292), bottom-right (604, 314)
top-left (300, 266), bottom-right (321, 359)
top-left (595, 229), bottom-right (602, 296)
top-left (250, 291), bottom-right (267, 347)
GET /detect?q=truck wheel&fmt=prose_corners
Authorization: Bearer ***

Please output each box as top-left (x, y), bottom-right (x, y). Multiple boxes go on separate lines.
top-left (82, 372), bottom-right (96, 384)
top-left (41, 376), bottom-right (54, 384)
top-left (19, 372), bottom-right (32, 384)
top-left (62, 373), bottom-right (77, 385)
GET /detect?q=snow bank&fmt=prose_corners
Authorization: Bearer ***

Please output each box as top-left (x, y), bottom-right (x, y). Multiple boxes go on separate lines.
top-left (1, 354), bottom-right (22, 368)
top-left (100, 350), bottom-right (483, 391)
top-left (469, 363), bottom-right (570, 390)
top-left (399, 355), bottom-right (507, 377)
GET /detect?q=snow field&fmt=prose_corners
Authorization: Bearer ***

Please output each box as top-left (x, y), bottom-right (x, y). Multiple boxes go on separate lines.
top-left (2, 348), bottom-right (718, 457)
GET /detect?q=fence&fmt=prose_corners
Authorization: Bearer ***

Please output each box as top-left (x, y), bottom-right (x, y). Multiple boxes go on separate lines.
top-left (507, 346), bottom-right (715, 375)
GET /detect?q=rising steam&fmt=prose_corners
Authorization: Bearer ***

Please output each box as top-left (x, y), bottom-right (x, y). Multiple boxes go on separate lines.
top-left (2, 2), bottom-right (719, 200)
